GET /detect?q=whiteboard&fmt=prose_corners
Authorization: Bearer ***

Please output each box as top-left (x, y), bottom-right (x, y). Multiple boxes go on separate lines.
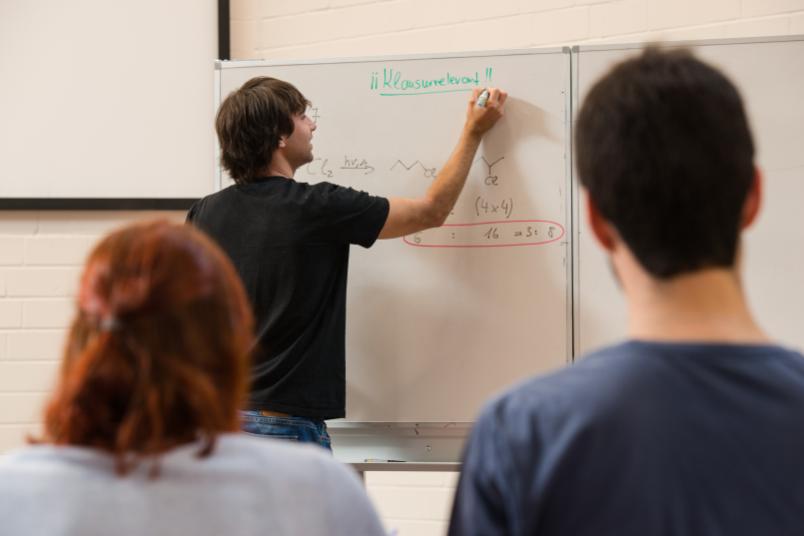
top-left (573, 36), bottom-right (804, 355)
top-left (0, 0), bottom-right (217, 198)
top-left (217, 49), bottom-right (572, 423)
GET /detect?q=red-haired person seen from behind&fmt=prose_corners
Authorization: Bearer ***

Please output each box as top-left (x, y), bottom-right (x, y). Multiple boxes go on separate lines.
top-left (0, 220), bottom-right (385, 536)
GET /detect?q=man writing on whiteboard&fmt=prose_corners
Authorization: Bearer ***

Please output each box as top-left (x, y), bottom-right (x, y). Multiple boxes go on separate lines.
top-left (449, 48), bottom-right (804, 535)
top-left (188, 77), bottom-right (506, 450)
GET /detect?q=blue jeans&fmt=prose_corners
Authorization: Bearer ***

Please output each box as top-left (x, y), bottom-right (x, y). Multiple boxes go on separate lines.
top-left (241, 411), bottom-right (332, 451)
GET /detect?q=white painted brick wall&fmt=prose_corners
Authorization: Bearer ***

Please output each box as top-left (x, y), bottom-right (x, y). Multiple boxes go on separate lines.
top-left (0, 424), bottom-right (40, 453)
top-left (743, 0), bottom-right (804, 17)
top-left (590, 0), bottom-right (648, 37)
top-left (230, 0), bottom-right (804, 60)
top-left (25, 236), bottom-right (98, 266)
top-left (646, 0), bottom-right (740, 30)
top-left (0, 237), bottom-right (25, 265)
top-left (7, 330), bottom-right (66, 360)
top-left (366, 471), bottom-right (460, 536)
top-left (794, 11), bottom-right (804, 31)
top-left (5, 268), bottom-right (82, 297)
top-left (0, 301), bottom-right (22, 328)
top-left (0, 362), bottom-right (59, 392)
top-left (22, 299), bottom-right (75, 329)
top-left (0, 393), bottom-right (47, 424)
top-left (226, 1), bottom-right (804, 534)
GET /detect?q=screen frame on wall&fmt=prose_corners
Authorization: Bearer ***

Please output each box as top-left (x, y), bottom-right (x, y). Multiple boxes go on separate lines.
top-left (0, 0), bottom-right (229, 211)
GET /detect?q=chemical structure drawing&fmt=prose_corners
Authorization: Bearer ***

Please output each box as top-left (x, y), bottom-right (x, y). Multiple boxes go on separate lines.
top-left (477, 156), bottom-right (505, 186)
top-left (390, 159), bottom-right (437, 178)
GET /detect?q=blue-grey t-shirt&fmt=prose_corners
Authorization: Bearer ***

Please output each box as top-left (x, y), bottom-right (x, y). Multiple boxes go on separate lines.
top-left (449, 341), bottom-right (804, 536)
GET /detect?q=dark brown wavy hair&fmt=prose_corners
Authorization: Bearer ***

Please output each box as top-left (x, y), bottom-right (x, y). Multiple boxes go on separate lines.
top-left (37, 220), bottom-right (254, 475)
top-left (216, 76), bottom-right (310, 184)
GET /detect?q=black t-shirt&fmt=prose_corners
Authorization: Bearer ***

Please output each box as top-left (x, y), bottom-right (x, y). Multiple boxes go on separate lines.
top-left (187, 177), bottom-right (389, 419)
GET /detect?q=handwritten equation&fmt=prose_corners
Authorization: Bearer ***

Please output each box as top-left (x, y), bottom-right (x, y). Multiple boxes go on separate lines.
top-left (304, 153), bottom-right (504, 186)
top-left (404, 220), bottom-right (565, 248)
top-left (306, 156), bottom-right (441, 178)
top-left (305, 155), bottom-right (377, 178)
top-left (303, 149), bottom-right (567, 249)
top-left (475, 196), bottom-right (513, 219)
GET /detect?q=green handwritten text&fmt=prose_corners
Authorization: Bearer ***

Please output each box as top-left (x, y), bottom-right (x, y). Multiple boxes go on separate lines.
top-left (369, 67), bottom-right (492, 96)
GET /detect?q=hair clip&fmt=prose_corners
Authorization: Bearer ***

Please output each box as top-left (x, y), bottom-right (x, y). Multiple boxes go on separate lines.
top-left (99, 316), bottom-right (120, 332)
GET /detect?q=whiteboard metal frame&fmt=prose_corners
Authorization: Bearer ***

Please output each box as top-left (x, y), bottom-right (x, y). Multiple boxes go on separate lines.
top-left (570, 45), bottom-right (582, 361)
top-left (574, 33), bottom-right (804, 54)
top-left (215, 46), bottom-right (568, 70)
top-left (562, 46), bottom-right (576, 363)
top-left (213, 67), bottom-right (223, 191)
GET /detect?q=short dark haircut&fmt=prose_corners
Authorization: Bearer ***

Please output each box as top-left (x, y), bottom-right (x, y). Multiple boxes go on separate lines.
top-left (575, 47), bottom-right (755, 278)
top-left (216, 77), bottom-right (310, 184)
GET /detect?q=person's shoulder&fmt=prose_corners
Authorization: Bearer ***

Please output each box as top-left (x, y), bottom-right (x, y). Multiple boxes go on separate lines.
top-left (196, 180), bottom-right (295, 204)
top-left (714, 341), bottom-right (804, 362)
top-left (266, 180), bottom-right (343, 204)
top-left (482, 340), bottom-right (804, 429)
top-left (765, 344), bottom-right (804, 366)
top-left (0, 447), bottom-right (25, 474)
top-left (605, 339), bottom-right (804, 374)
top-left (290, 181), bottom-right (386, 215)
top-left (0, 444), bottom-right (110, 484)
top-left (212, 434), bottom-right (383, 533)
top-left (0, 444), bottom-right (64, 468)
top-left (495, 342), bottom-right (639, 403)
top-left (688, 341), bottom-right (804, 378)
top-left (216, 432), bottom-right (323, 458)
top-left (200, 183), bottom-right (239, 200)
top-left (304, 181), bottom-right (385, 201)
top-left (476, 342), bottom-right (648, 434)
top-left (214, 434), bottom-right (357, 482)
top-left (187, 185), bottom-right (238, 216)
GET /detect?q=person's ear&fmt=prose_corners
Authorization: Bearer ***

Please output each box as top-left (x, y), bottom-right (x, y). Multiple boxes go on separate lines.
top-left (586, 194), bottom-right (616, 252)
top-left (740, 167), bottom-right (762, 229)
top-left (278, 137), bottom-right (287, 148)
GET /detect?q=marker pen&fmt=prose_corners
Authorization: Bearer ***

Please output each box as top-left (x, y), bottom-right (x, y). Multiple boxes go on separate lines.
top-left (477, 88), bottom-right (490, 107)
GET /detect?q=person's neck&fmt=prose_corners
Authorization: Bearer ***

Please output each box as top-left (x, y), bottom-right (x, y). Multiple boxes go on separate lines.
top-left (262, 168), bottom-right (293, 179)
top-left (622, 266), bottom-right (769, 345)
top-left (262, 157), bottom-right (295, 179)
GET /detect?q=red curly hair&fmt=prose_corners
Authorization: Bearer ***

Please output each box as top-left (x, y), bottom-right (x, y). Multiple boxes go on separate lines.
top-left (39, 220), bottom-right (254, 474)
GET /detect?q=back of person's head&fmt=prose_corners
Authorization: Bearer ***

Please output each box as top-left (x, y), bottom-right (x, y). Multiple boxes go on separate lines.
top-left (575, 47), bottom-right (756, 278)
top-left (216, 76), bottom-right (310, 184)
top-left (39, 220), bottom-right (254, 474)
